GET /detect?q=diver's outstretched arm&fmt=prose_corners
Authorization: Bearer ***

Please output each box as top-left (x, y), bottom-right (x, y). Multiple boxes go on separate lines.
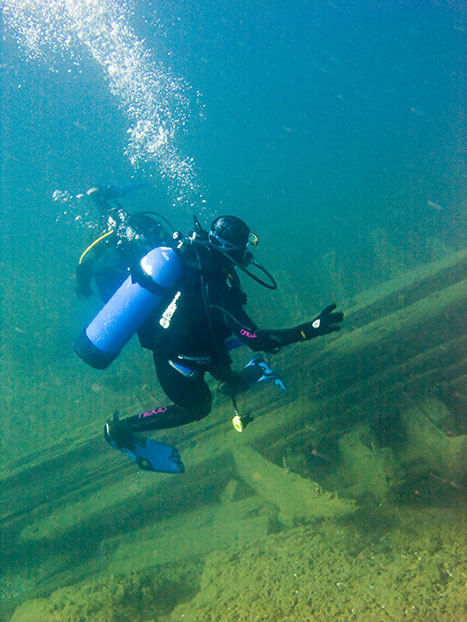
top-left (253, 304), bottom-right (344, 352)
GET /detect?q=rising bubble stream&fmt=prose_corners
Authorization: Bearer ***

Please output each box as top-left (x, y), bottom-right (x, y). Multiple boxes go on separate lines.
top-left (3, 0), bottom-right (206, 210)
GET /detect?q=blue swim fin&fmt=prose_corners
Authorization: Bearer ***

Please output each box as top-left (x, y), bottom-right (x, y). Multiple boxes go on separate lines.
top-left (132, 438), bottom-right (185, 473)
top-left (244, 355), bottom-right (287, 392)
top-left (104, 423), bottom-right (184, 473)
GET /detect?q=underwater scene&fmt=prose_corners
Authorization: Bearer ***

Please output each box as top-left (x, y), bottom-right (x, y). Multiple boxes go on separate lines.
top-left (0, 0), bottom-right (466, 620)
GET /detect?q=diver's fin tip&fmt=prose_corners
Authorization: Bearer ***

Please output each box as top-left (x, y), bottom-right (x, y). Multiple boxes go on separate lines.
top-left (104, 427), bottom-right (185, 474)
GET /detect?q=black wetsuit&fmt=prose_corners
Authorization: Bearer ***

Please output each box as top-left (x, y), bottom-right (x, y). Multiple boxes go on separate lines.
top-left (123, 240), bottom-right (312, 433)
top-left (77, 221), bottom-right (343, 435)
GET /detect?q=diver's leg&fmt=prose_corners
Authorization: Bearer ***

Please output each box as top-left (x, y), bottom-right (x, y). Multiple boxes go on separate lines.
top-left (106, 355), bottom-right (212, 444)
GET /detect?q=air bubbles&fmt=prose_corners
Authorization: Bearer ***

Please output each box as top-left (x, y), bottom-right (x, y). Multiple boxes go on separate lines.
top-left (52, 189), bottom-right (94, 228)
top-left (4, 0), bottom-right (206, 211)
top-left (52, 189), bottom-right (73, 203)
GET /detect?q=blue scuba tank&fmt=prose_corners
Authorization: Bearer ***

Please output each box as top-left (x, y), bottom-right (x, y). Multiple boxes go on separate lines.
top-left (74, 246), bottom-right (183, 369)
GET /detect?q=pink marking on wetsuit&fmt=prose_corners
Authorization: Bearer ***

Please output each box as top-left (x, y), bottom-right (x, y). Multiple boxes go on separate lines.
top-left (139, 406), bottom-right (168, 419)
top-left (240, 328), bottom-right (257, 339)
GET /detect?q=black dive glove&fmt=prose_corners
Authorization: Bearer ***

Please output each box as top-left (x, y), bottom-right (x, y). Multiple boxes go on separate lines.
top-left (254, 304), bottom-right (344, 351)
top-left (296, 304), bottom-right (343, 340)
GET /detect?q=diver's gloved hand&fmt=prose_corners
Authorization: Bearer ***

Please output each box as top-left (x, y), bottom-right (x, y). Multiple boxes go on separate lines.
top-left (253, 304), bottom-right (344, 351)
top-left (297, 304), bottom-right (343, 340)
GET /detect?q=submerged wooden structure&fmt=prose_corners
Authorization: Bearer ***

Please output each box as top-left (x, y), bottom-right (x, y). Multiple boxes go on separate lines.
top-left (0, 249), bottom-right (466, 620)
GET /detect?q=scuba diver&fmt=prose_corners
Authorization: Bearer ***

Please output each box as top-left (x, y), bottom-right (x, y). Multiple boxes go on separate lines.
top-left (75, 182), bottom-right (174, 302)
top-left (75, 213), bottom-right (344, 474)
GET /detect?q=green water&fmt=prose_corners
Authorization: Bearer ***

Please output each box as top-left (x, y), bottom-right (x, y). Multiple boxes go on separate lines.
top-left (1, 0), bottom-right (466, 620)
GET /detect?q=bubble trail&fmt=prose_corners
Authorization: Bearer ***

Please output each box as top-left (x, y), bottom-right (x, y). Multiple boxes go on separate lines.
top-left (3, 0), bottom-right (206, 209)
